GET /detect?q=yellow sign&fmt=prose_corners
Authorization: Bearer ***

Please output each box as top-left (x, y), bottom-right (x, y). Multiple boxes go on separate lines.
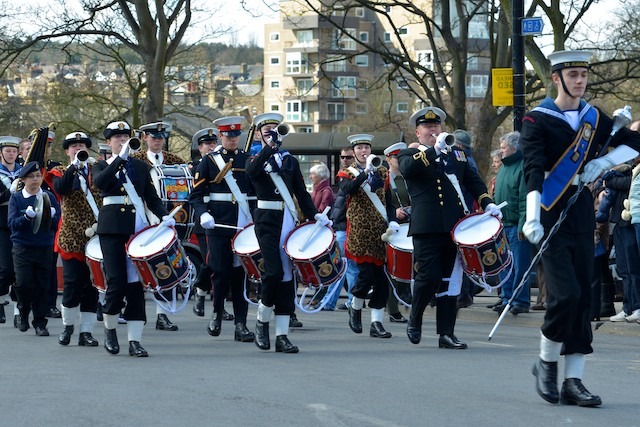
top-left (492, 68), bottom-right (513, 107)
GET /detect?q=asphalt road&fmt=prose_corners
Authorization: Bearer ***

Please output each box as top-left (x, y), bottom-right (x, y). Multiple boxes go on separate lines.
top-left (1, 294), bottom-right (639, 427)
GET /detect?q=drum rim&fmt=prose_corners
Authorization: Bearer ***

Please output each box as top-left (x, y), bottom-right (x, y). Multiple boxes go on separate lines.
top-left (284, 221), bottom-right (335, 259)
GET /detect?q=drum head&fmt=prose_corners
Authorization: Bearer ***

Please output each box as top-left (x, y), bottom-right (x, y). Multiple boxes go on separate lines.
top-left (285, 223), bottom-right (333, 259)
top-left (128, 226), bottom-right (176, 258)
top-left (453, 215), bottom-right (501, 245)
top-left (387, 223), bottom-right (412, 250)
top-left (232, 224), bottom-right (259, 255)
top-left (85, 236), bottom-right (103, 260)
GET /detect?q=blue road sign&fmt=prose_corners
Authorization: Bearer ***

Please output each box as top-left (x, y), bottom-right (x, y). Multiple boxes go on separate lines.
top-left (522, 17), bottom-right (544, 36)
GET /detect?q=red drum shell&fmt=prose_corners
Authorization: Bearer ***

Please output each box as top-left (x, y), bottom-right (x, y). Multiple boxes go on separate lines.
top-left (385, 223), bottom-right (413, 283)
top-left (85, 236), bottom-right (106, 293)
top-left (231, 223), bottom-right (263, 283)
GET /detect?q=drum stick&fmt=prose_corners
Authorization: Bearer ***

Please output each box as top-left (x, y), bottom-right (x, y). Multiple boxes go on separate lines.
top-left (214, 223), bottom-right (244, 230)
top-left (299, 206), bottom-right (330, 252)
top-left (457, 201), bottom-right (508, 231)
top-left (140, 204), bottom-right (183, 247)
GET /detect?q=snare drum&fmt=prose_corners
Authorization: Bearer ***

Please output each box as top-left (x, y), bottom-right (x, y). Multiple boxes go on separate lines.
top-left (231, 224), bottom-right (264, 283)
top-left (85, 236), bottom-right (107, 293)
top-left (284, 222), bottom-right (345, 288)
top-left (385, 223), bottom-right (414, 283)
top-left (150, 165), bottom-right (194, 240)
top-left (451, 214), bottom-right (511, 277)
top-left (126, 225), bottom-right (191, 292)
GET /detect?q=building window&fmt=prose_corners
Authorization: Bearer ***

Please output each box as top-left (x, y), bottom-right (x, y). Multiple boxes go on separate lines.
top-left (269, 32), bottom-right (280, 42)
top-left (384, 32), bottom-right (392, 42)
top-left (296, 78), bottom-right (313, 96)
top-left (356, 103), bottom-right (368, 114)
top-left (466, 74), bottom-right (489, 98)
top-left (355, 55), bottom-right (369, 67)
top-left (297, 127), bottom-right (313, 133)
top-left (385, 6), bottom-right (392, 13)
top-left (331, 76), bottom-right (356, 98)
top-left (286, 100), bottom-right (302, 122)
top-left (327, 102), bottom-right (346, 121)
top-left (467, 53), bottom-right (479, 71)
top-left (325, 54), bottom-right (347, 72)
top-left (359, 31), bottom-right (369, 43)
top-left (355, 7), bottom-right (365, 17)
top-left (333, 28), bottom-right (357, 50)
top-left (416, 50), bottom-right (434, 70)
top-left (357, 79), bottom-right (369, 90)
top-left (396, 78), bottom-right (410, 90)
top-left (396, 102), bottom-right (409, 113)
top-left (270, 56), bottom-right (280, 65)
top-left (398, 27), bottom-right (408, 36)
top-left (270, 80), bottom-right (280, 89)
top-left (331, 6), bottom-right (345, 16)
top-left (296, 30), bottom-right (313, 46)
top-left (270, 104), bottom-right (280, 111)
top-left (286, 52), bottom-right (308, 74)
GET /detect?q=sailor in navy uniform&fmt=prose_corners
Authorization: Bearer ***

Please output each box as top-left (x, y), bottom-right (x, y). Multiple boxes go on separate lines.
top-left (189, 128), bottom-right (218, 317)
top-left (8, 161), bottom-right (61, 336)
top-left (0, 136), bottom-right (22, 325)
top-left (189, 117), bottom-right (255, 342)
top-left (521, 50), bottom-right (640, 407)
top-left (245, 113), bottom-right (325, 353)
top-left (397, 107), bottom-right (501, 350)
top-left (92, 121), bottom-right (172, 357)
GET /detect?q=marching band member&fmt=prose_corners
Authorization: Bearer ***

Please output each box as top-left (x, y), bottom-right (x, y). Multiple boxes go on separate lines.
top-left (337, 134), bottom-right (397, 339)
top-left (50, 132), bottom-right (101, 346)
top-left (0, 136), bottom-right (22, 325)
top-left (8, 161), bottom-right (61, 336)
top-left (131, 121), bottom-right (184, 331)
top-left (189, 128), bottom-right (218, 317)
top-left (245, 113), bottom-right (323, 353)
top-left (521, 50), bottom-right (640, 406)
top-left (190, 118), bottom-right (255, 342)
top-left (397, 107), bottom-right (500, 349)
top-left (92, 121), bottom-right (172, 357)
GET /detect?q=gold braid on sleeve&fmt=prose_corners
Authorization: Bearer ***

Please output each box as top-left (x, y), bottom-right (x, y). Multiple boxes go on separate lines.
top-left (412, 151), bottom-right (429, 167)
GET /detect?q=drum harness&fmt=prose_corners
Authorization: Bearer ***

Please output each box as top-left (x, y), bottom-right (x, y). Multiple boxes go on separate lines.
top-left (210, 152), bottom-right (252, 219)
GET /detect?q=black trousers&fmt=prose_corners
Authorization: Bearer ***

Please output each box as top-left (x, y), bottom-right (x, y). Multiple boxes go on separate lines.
top-left (540, 230), bottom-right (593, 355)
top-left (206, 234), bottom-right (248, 323)
top-left (352, 262), bottom-right (389, 310)
top-left (12, 244), bottom-right (52, 328)
top-left (0, 227), bottom-right (15, 298)
top-left (254, 220), bottom-right (295, 315)
top-left (194, 233), bottom-right (213, 292)
top-left (61, 257), bottom-right (98, 312)
top-left (99, 234), bottom-right (146, 322)
top-left (47, 252), bottom-right (59, 308)
top-left (410, 233), bottom-right (458, 336)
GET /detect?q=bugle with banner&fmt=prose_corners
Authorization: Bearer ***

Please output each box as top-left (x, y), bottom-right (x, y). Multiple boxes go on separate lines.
top-left (243, 123), bottom-right (256, 153)
top-left (24, 122), bottom-right (56, 233)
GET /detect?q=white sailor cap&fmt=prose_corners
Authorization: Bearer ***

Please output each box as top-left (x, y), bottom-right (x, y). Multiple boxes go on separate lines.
top-left (192, 128), bottom-right (218, 146)
top-left (384, 142), bottom-right (406, 156)
top-left (347, 134), bottom-right (374, 147)
top-left (103, 121), bottom-right (132, 139)
top-left (252, 113), bottom-right (283, 129)
top-left (410, 107), bottom-right (446, 128)
top-left (0, 136), bottom-right (22, 149)
top-left (213, 116), bottom-right (245, 137)
top-left (63, 131), bottom-right (92, 149)
top-left (139, 121), bottom-right (172, 139)
top-left (548, 50), bottom-right (592, 72)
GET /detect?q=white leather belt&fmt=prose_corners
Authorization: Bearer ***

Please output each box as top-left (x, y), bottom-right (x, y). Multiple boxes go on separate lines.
top-left (544, 171), bottom-right (580, 186)
top-left (257, 200), bottom-right (284, 210)
top-left (102, 195), bottom-right (132, 206)
top-left (208, 193), bottom-right (257, 202)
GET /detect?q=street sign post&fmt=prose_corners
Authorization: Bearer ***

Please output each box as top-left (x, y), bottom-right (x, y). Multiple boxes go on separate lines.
top-left (522, 17), bottom-right (544, 36)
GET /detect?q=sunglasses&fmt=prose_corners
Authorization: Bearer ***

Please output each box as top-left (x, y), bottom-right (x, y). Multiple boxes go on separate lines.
top-left (340, 155), bottom-right (354, 160)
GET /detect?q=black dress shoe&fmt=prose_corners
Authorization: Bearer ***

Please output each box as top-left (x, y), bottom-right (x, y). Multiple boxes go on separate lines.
top-left (337, 302), bottom-right (349, 310)
top-left (406, 315), bottom-right (422, 344)
top-left (289, 313), bottom-right (303, 328)
top-left (78, 332), bottom-right (99, 347)
top-left (104, 328), bottom-right (120, 355)
top-left (234, 323), bottom-right (255, 342)
top-left (275, 335), bottom-right (299, 353)
top-left (155, 314), bottom-right (178, 331)
top-left (193, 296), bottom-right (205, 317)
top-left (16, 314), bottom-right (29, 332)
top-left (35, 326), bottom-right (50, 336)
top-left (46, 307), bottom-right (62, 318)
top-left (128, 341), bottom-right (149, 357)
top-left (510, 305), bottom-right (530, 315)
top-left (560, 378), bottom-right (602, 407)
top-left (207, 315), bottom-right (222, 337)
top-left (370, 321), bottom-right (392, 338)
top-left (0, 303), bottom-right (5, 323)
top-left (58, 325), bottom-right (74, 345)
top-left (389, 312), bottom-right (408, 323)
top-left (532, 358), bottom-right (559, 404)
top-left (254, 320), bottom-right (270, 350)
top-left (221, 309), bottom-right (234, 321)
top-left (348, 307), bottom-right (362, 334)
top-left (493, 304), bottom-right (507, 313)
top-left (438, 334), bottom-right (468, 349)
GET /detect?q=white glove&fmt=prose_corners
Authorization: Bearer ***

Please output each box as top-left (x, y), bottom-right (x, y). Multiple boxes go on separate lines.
top-left (119, 141), bottom-right (131, 160)
top-left (485, 203), bottom-right (503, 220)
top-left (522, 191), bottom-right (544, 244)
top-left (200, 212), bottom-right (215, 229)
top-left (10, 178), bottom-right (19, 193)
top-left (25, 205), bottom-right (36, 219)
top-left (581, 145), bottom-right (639, 184)
top-left (434, 133), bottom-right (450, 155)
top-left (365, 154), bottom-right (378, 174)
top-left (50, 207), bottom-right (56, 217)
top-left (314, 212), bottom-right (332, 227)
top-left (388, 221), bottom-right (400, 232)
top-left (161, 215), bottom-right (176, 228)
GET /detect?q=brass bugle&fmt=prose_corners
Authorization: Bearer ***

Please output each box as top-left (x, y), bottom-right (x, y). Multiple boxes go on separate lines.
top-left (127, 136), bottom-right (141, 151)
top-left (76, 150), bottom-right (89, 162)
top-left (276, 123), bottom-right (290, 138)
top-left (433, 132), bottom-right (456, 147)
top-left (366, 153), bottom-right (382, 168)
